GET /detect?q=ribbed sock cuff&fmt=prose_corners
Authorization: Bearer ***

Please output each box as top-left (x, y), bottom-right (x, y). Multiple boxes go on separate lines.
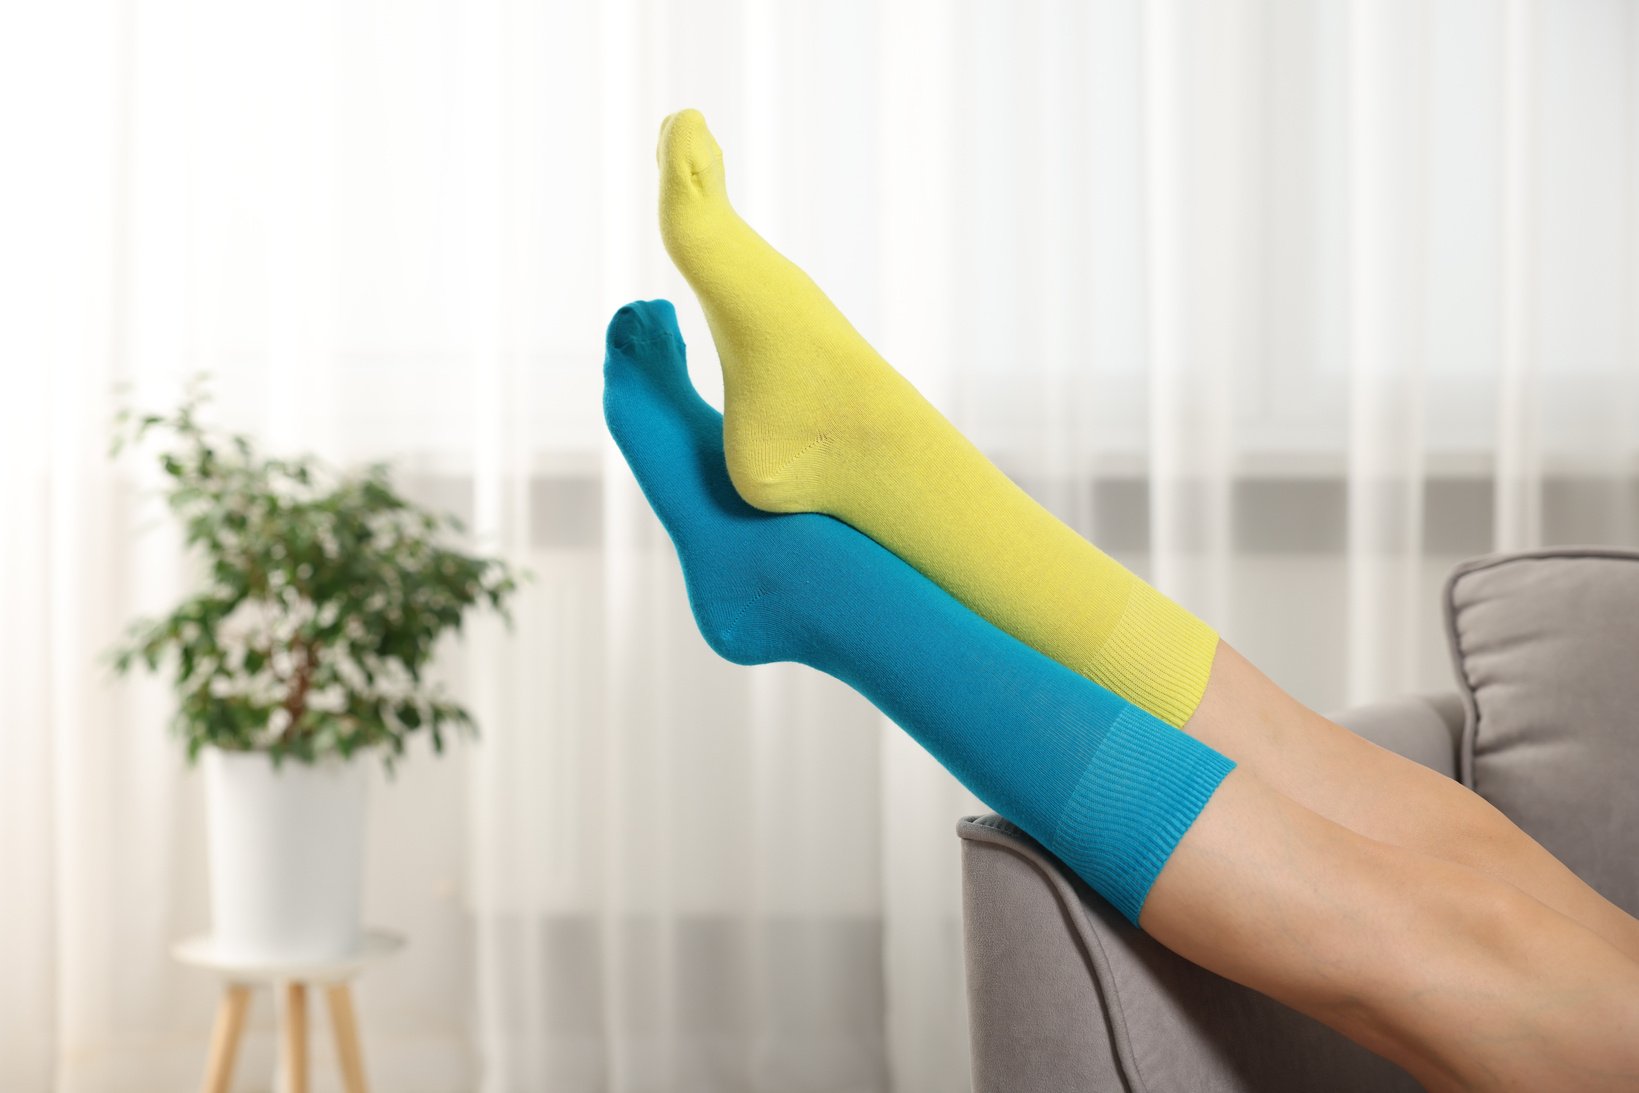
top-left (1095, 581), bottom-right (1220, 728)
top-left (1048, 707), bottom-right (1236, 926)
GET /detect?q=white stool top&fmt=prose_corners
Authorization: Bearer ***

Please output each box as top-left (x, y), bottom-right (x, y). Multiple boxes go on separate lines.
top-left (172, 929), bottom-right (405, 984)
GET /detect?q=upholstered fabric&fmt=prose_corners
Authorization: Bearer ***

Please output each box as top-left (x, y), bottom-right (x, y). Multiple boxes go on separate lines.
top-left (959, 693), bottom-right (1457, 1092)
top-left (1444, 548), bottom-right (1639, 917)
top-left (960, 814), bottom-right (1426, 1093)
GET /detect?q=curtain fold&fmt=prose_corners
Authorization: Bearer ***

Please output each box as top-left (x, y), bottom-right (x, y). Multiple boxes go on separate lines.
top-left (4, 1), bottom-right (1638, 1090)
top-left (1345, 0), bottom-right (1432, 704)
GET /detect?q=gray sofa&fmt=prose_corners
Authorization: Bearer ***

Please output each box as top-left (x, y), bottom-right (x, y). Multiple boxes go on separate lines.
top-left (958, 548), bottom-right (1639, 1092)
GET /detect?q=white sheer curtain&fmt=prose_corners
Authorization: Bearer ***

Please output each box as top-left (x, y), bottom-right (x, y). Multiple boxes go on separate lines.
top-left (3, 1), bottom-right (1637, 1090)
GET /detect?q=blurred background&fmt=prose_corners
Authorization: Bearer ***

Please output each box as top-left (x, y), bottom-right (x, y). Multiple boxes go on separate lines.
top-left (2, 0), bottom-right (1637, 1090)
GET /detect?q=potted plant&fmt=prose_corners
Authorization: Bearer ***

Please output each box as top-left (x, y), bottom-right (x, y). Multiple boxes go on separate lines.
top-left (110, 386), bottom-right (521, 962)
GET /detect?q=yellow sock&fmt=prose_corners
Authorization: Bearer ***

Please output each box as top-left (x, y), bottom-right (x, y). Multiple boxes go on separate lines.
top-left (656, 109), bottom-right (1219, 726)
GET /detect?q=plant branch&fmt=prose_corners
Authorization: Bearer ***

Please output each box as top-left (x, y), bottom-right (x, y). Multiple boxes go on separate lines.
top-left (279, 638), bottom-right (318, 746)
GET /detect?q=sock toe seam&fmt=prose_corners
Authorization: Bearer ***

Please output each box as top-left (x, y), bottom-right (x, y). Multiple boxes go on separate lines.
top-left (609, 331), bottom-right (682, 353)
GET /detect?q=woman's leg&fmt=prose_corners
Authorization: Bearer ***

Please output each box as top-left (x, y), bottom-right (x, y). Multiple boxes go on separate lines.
top-left (609, 306), bottom-right (1639, 1087)
top-left (1186, 643), bottom-right (1639, 964)
top-left (652, 108), bottom-right (1639, 964)
top-left (1144, 765), bottom-right (1639, 1092)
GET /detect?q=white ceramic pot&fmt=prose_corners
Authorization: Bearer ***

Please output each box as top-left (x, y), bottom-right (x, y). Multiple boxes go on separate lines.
top-left (202, 747), bottom-right (368, 963)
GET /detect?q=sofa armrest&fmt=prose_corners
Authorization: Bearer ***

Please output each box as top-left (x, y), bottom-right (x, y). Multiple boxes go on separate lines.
top-left (1327, 691), bottom-right (1464, 779)
top-left (959, 691), bottom-right (1463, 1091)
top-left (958, 813), bottom-right (1422, 1092)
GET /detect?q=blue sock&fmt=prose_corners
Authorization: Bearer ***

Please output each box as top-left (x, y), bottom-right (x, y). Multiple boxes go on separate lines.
top-left (603, 300), bottom-right (1236, 926)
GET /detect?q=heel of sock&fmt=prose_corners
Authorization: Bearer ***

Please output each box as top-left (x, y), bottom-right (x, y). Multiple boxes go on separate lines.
top-left (725, 428), bottom-right (837, 515)
top-left (687, 582), bottom-right (785, 667)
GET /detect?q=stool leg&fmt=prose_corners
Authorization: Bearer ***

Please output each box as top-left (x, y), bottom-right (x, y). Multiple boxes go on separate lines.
top-left (281, 982), bottom-right (309, 1093)
top-left (201, 983), bottom-right (251, 1093)
top-left (326, 983), bottom-right (369, 1093)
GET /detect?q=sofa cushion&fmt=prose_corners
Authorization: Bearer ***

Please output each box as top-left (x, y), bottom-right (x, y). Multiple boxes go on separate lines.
top-left (1444, 548), bottom-right (1639, 916)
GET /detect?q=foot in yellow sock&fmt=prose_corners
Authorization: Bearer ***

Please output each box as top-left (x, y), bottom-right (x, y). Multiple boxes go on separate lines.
top-left (656, 108), bottom-right (1219, 726)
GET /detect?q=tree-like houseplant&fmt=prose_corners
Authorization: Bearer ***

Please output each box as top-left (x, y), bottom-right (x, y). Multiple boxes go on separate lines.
top-left (111, 388), bottom-right (520, 961)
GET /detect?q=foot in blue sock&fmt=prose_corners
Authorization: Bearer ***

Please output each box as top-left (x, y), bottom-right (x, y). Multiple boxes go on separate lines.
top-left (603, 300), bottom-right (1235, 925)
top-left (603, 297), bottom-right (806, 667)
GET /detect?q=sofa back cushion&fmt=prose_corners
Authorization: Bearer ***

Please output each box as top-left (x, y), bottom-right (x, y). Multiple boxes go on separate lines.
top-left (1445, 548), bottom-right (1639, 916)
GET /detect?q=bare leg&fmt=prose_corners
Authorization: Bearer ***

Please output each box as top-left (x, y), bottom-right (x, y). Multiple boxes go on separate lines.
top-left (1184, 642), bottom-right (1639, 964)
top-left (1143, 767), bottom-right (1639, 1092)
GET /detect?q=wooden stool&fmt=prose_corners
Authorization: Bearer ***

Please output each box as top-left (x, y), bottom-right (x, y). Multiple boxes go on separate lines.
top-left (173, 930), bottom-right (405, 1093)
